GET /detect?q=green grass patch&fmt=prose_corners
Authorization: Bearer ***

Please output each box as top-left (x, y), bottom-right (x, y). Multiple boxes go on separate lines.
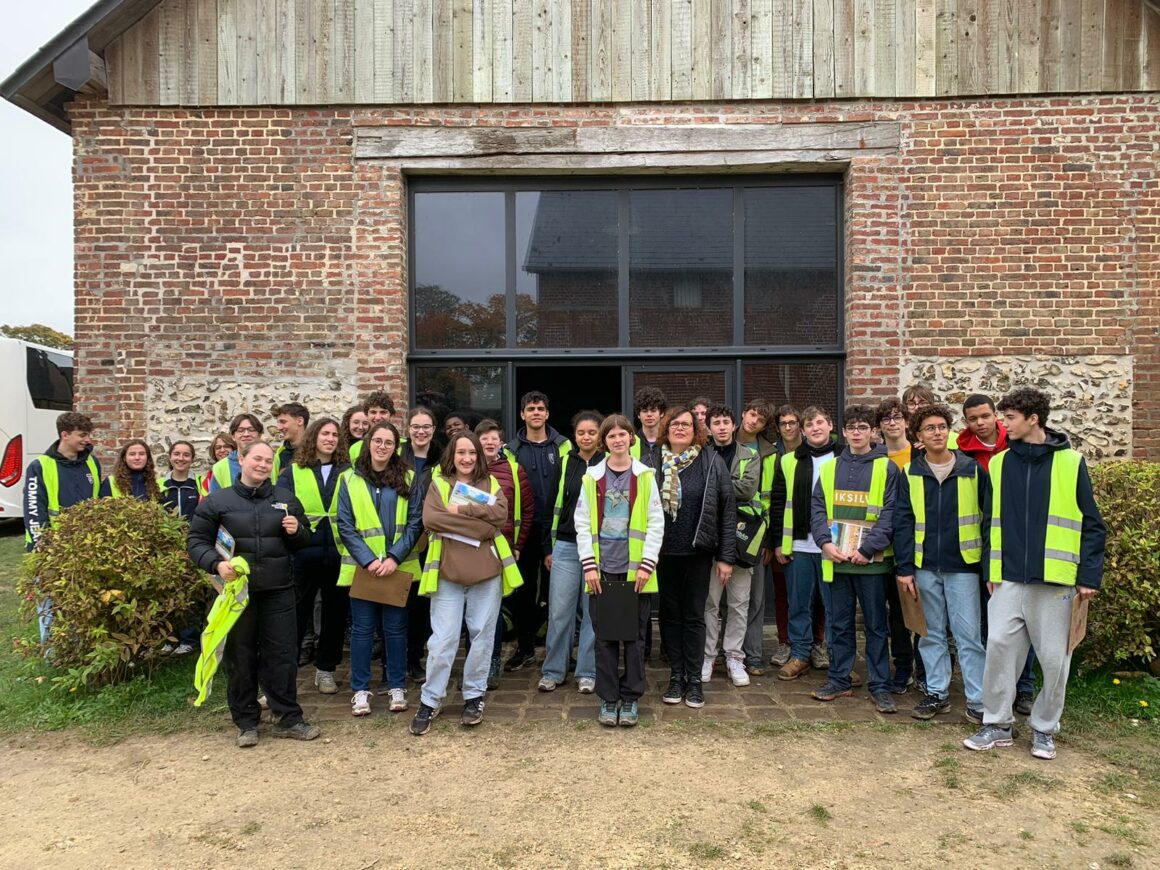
top-left (808, 803), bottom-right (831, 825)
top-left (1105, 852), bottom-right (1134, 867)
top-left (687, 842), bottom-right (725, 860)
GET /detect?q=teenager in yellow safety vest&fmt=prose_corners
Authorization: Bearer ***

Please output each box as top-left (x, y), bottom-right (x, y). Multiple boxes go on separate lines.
top-left (808, 405), bottom-right (901, 713)
top-left (964, 388), bottom-right (1105, 761)
top-left (893, 403), bottom-right (990, 722)
top-left (208, 413), bottom-right (264, 492)
top-left (335, 421), bottom-right (423, 718)
top-left (278, 417), bottom-right (351, 697)
top-left (411, 432), bottom-right (521, 735)
top-left (573, 414), bottom-right (664, 727)
top-left (99, 439), bottom-right (164, 502)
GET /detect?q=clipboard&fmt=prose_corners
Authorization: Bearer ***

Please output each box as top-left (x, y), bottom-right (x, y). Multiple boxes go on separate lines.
top-left (1068, 595), bottom-right (1089, 654)
top-left (588, 578), bottom-right (640, 642)
top-left (350, 566), bottom-right (413, 606)
top-left (896, 579), bottom-right (928, 637)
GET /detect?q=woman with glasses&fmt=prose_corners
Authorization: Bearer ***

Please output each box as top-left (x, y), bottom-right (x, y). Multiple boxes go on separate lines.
top-left (401, 406), bottom-right (440, 682)
top-left (337, 421), bottom-right (424, 717)
top-left (656, 405), bottom-right (737, 709)
top-left (208, 413), bottom-right (265, 492)
top-left (199, 432), bottom-right (236, 496)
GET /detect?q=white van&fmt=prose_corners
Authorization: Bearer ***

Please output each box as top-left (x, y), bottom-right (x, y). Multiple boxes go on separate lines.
top-left (0, 338), bottom-right (75, 521)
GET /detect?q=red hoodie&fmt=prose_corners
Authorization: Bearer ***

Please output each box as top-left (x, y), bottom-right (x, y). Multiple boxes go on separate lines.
top-left (956, 421), bottom-right (1008, 471)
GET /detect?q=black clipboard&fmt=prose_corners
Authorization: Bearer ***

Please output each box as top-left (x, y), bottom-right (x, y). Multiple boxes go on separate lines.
top-left (589, 578), bottom-right (640, 642)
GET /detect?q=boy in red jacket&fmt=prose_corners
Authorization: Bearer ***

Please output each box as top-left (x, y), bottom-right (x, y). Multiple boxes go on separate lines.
top-left (956, 394), bottom-right (1008, 472)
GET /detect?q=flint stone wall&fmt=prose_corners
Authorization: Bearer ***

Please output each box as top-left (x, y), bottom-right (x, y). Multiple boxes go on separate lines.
top-left (901, 355), bottom-right (1133, 461)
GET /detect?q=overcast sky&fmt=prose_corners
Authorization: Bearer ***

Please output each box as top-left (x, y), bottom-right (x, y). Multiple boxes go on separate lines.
top-left (0, 1), bottom-right (93, 335)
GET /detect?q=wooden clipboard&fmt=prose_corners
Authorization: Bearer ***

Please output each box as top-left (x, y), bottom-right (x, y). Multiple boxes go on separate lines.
top-left (1068, 595), bottom-right (1089, 654)
top-left (896, 579), bottom-right (928, 637)
top-left (350, 566), bottom-right (413, 606)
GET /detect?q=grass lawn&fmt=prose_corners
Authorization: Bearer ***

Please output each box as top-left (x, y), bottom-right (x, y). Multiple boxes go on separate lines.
top-left (0, 526), bottom-right (226, 742)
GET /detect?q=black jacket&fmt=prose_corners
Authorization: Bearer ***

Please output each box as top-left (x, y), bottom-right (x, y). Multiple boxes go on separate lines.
top-left (187, 479), bottom-right (310, 592)
top-left (770, 440), bottom-right (843, 546)
top-left (23, 441), bottom-right (101, 550)
top-left (506, 427), bottom-right (570, 523)
top-left (277, 462), bottom-right (348, 566)
top-left (982, 430), bottom-right (1106, 588)
top-left (894, 451), bottom-right (991, 577)
top-left (545, 451), bottom-right (604, 552)
top-left (161, 476), bottom-right (200, 521)
top-left (657, 449), bottom-right (738, 564)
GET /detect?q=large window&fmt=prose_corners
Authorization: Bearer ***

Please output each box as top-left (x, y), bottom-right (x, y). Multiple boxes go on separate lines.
top-left (26, 347), bottom-right (74, 411)
top-left (409, 177), bottom-right (844, 432)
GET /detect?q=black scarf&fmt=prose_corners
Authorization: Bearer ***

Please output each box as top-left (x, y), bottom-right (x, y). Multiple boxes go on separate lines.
top-left (790, 439), bottom-right (840, 540)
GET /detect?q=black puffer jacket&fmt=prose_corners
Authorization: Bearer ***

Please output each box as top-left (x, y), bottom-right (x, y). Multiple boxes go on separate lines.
top-left (657, 449), bottom-right (738, 564)
top-left (188, 479), bottom-right (310, 592)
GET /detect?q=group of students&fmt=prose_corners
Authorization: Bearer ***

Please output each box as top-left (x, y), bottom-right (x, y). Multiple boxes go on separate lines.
top-left (22, 382), bottom-right (1105, 759)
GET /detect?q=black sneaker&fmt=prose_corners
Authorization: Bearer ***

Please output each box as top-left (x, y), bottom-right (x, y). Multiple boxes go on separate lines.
top-left (888, 670), bottom-right (912, 695)
top-left (1014, 692), bottom-right (1034, 716)
top-left (487, 657), bottom-right (501, 690)
top-left (872, 691), bottom-right (898, 714)
top-left (684, 680), bottom-right (705, 709)
top-left (504, 648), bottom-right (536, 672)
top-left (461, 697), bottom-right (485, 726)
top-left (272, 721), bottom-right (321, 741)
top-left (911, 693), bottom-right (951, 720)
top-left (410, 703), bottom-right (440, 736)
top-left (407, 661), bottom-right (426, 684)
top-left (662, 676), bottom-right (685, 705)
top-left (964, 705), bottom-right (984, 725)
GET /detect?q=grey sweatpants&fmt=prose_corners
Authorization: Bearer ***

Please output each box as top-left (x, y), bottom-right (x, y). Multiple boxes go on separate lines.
top-left (981, 580), bottom-right (1076, 734)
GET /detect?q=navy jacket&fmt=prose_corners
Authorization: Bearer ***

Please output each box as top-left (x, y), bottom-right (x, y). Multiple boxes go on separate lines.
top-left (981, 430), bottom-right (1106, 588)
top-left (23, 440), bottom-right (101, 550)
top-left (161, 476), bottom-right (201, 521)
top-left (810, 444), bottom-right (899, 573)
top-left (335, 469), bottom-right (424, 570)
top-left (277, 462), bottom-right (349, 567)
top-left (506, 426), bottom-right (569, 525)
top-left (98, 469), bottom-right (150, 500)
top-left (894, 451), bottom-right (991, 577)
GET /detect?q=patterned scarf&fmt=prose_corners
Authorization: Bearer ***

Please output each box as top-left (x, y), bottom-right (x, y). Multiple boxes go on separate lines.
top-left (660, 445), bottom-right (701, 520)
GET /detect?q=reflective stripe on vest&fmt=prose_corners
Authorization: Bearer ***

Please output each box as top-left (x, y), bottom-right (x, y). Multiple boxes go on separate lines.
top-left (905, 463), bottom-right (982, 569)
top-left (291, 464), bottom-right (340, 543)
top-left (989, 449), bottom-right (1083, 586)
top-left (581, 468), bottom-right (659, 594)
top-left (818, 455), bottom-right (891, 582)
top-left (419, 472), bottom-right (523, 598)
top-left (507, 453), bottom-right (522, 544)
top-left (337, 468), bottom-right (420, 587)
top-left (779, 452), bottom-right (799, 554)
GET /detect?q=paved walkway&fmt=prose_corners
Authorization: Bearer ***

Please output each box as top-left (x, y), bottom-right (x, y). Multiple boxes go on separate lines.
top-left (292, 630), bottom-right (968, 727)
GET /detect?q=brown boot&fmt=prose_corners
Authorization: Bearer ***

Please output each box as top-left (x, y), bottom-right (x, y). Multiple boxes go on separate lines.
top-left (777, 658), bottom-right (811, 681)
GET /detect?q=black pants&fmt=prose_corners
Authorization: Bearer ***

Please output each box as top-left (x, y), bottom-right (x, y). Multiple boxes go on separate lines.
top-left (406, 578), bottom-right (431, 671)
top-left (589, 574), bottom-right (651, 703)
top-left (512, 523), bottom-right (548, 654)
top-left (225, 586), bottom-right (303, 730)
top-left (294, 555), bottom-right (347, 672)
top-left (882, 573), bottom-right (914, 676)
top-left (657, 551), bottom-right (714, 682)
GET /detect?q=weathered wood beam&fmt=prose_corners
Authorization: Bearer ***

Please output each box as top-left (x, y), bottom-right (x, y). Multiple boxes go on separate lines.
top-left (52, 39), bottom-right (108, 95)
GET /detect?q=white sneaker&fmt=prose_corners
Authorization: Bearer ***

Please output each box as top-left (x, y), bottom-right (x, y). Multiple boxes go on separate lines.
top-left (351, 690), bottom-right (372, 717)
top-left (173, 643), bottom-right (195, 656)
top-left (770, 642), bottom-right (793, 668)
top-left (314, 670), bottom-right (339, 694)
top-left (159, 643), bottom-right (176, 656)
top-left (727, 658), bottom-right (751, 687)
top-left (701, 656), bottom-right (714, 683)
top-left (388, 687), bottom-right (407, 712)
top-left (576, 677), bottom-right (595, 694)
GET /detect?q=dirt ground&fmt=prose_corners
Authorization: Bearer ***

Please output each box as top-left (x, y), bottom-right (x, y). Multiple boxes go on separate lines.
top-left (2, 718), bottom-right (1155, 870)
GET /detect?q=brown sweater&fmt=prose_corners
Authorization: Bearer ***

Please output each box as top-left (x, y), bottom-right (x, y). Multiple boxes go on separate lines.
top-left (422, 477), bottom-right (509, 585)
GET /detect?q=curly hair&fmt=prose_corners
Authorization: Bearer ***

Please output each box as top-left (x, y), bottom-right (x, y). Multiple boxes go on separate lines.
top-left (633, 386), bottom-right (668, 417)
top-left (909, 404), bottom-right (955, 442)
top-left (355, 422), bottom-right (409, 491)
top-left (997, 388), bottom-right (1051, 428)
top-left (294, 417), bottom-right (350, 468)
top-left (113, 439), bottom-right (161, 502)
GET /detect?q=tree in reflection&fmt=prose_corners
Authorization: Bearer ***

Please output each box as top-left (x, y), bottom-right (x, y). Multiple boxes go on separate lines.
top-left (414, 284), bottom-right (538, 348)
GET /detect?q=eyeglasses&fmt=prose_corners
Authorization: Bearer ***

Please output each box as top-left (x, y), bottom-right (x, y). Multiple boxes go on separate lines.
top-left (234, 426), bottom-right (258, 434)
top-left (669, 421), bottom-right (694, 429)
top-left (778, 419), bottom-right (799, 428)
top-left (844, 424), bottom-right (872, 433)
top-left (881, 414), bottom-right (906, 423)
top-left (920, 423), bottom-right (949, 434)
top-left (369, 438), bottom-right (395, 448)
top-left (410, 424), bottom-right (434, 432)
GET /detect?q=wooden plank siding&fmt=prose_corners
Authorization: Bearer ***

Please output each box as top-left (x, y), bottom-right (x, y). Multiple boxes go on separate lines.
top-left (108, 0), bottom-right (1160, 104)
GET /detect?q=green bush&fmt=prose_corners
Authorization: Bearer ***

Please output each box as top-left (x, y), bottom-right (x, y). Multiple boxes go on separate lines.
top-left (16, 498), bottom-right (204, 691)
top-left (1083, 461), bottom-right (1160, 671)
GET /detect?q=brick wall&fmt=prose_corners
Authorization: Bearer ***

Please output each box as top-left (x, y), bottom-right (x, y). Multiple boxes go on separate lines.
top-left (69, 94), bottom-right (1159, 463)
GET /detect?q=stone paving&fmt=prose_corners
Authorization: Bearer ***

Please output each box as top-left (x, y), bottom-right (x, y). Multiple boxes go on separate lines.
top-left (292, 628), bottom-right (968, 727)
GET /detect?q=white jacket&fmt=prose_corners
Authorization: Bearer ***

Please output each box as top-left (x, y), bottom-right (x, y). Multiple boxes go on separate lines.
top-left (574, 457), bottom-right (664, 573)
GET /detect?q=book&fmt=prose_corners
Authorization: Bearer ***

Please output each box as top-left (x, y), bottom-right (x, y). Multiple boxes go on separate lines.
top-left (829, 519), bottom-right (884, 562)
top-left (215, 526), bottom-right (236, 561)
top-left (450, 480), bottom-right (497, 507)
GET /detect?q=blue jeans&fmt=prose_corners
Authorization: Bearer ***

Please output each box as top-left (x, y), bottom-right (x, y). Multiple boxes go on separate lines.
top-left (541, 540), bottom-right (595, 682)
top-left (915, 570), bottom-right (986, 706)
top-left (421, 577), bottom-right (502, 708)
top-left (37, 596), bottom-right (53, 646)
top-left (1017, 647), bottom-right (1037, 696)
top-left (828, 572), bottom-right (890, 694)
top-left (350, 597), bottom-right (408, 692)
top-left (785, 552), bottom-right (831, 662)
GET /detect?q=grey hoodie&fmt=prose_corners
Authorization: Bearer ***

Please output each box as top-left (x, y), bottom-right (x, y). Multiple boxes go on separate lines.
top-left (809, 443), bottom-right (899, 575)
